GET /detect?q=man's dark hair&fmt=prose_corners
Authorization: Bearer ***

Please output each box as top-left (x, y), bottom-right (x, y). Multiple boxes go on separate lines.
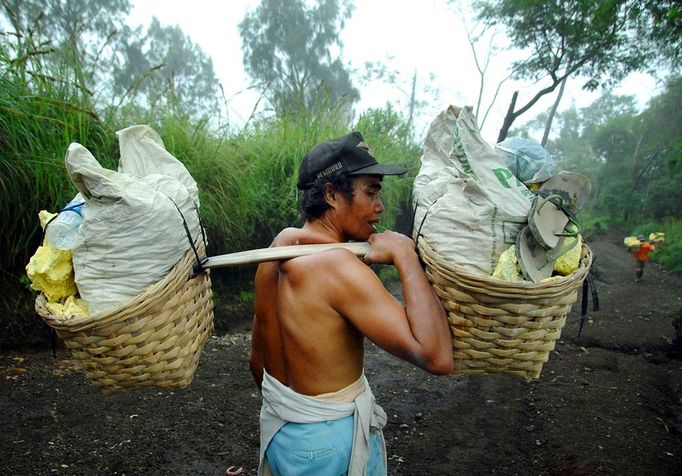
top-left (299, 169), bottom-right (355, 221)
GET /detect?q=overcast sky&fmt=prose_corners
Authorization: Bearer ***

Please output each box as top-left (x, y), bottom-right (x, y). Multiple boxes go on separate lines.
top-left (129, 0), bottom-right (661, 143)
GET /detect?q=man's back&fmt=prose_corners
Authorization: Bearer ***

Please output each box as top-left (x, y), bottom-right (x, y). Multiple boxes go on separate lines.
top-left (251, 226), bottom-right (455, 389)
top-left (277, 249), bottom-right (371, 395)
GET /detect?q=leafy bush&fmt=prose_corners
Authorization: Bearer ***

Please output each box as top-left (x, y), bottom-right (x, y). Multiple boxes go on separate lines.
top-left (650, 218), bottom-right (682, 273)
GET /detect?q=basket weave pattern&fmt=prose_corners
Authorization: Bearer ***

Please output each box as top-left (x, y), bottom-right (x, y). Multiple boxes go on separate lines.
top-left (36, 243), bottom-right (214, 393)
top-left (418, 239), bottom-right (592, 379)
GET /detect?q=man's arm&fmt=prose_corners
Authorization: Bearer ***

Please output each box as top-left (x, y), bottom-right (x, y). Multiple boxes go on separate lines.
top-left (330, 231), bottom-right (454, 375)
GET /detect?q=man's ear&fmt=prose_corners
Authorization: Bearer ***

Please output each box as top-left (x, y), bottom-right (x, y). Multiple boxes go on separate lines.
top-left (323, 183), bottom-right (338, 208)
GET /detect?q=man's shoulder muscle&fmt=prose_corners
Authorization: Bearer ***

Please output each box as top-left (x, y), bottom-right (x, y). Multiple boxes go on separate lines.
top-left (281, 248), bottom-right (372, 288)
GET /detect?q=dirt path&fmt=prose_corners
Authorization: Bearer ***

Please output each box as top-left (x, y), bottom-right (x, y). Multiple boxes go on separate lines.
top-left (1, 231), bottom-right (681, 475)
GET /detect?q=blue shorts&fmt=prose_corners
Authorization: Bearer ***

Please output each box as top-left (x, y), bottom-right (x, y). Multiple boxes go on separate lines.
top-left (265, 414), bottom-right (385, 476)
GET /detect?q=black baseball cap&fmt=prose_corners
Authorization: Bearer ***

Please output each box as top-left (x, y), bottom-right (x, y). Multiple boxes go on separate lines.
top-left (297, 131), bottom-right (407, 190)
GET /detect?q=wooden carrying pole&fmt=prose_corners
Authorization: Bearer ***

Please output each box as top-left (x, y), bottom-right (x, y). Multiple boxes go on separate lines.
top-left (202, 242), bottom-right (371, 269)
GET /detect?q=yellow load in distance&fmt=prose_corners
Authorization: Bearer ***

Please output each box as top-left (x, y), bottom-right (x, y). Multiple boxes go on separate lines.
top-left (624, 236), bottom-right (640, 248)
top-left (649, 232), bottom-right (665, 243)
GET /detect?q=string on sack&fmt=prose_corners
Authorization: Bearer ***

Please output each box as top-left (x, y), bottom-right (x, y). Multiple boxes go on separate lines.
top-left (165, 196), bottom-right (208, 277)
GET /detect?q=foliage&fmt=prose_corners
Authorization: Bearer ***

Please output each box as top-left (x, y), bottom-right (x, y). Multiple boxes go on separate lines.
top-left (631, 0), bottom-right (682, 72)
top-left (1, 0), bottom-right (132, 52)
top-left (239, 0), bottom-right (358, 115)
top-left (354, 104), bottom-right (422, 234)
top-left (577, 212), bottom-right (613, 239)
top-left (651, 219), bottom-right (682, 273)
top-left (2, 0), bottom-right (131, 99)
top-left (359, 62), bottom-right (440, 140)
top-left (474, 0), bottom-right (682, 140)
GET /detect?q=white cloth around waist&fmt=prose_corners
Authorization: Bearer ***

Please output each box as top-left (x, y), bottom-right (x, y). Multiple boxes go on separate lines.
top-left (258, 370), bottom-right (387, 475)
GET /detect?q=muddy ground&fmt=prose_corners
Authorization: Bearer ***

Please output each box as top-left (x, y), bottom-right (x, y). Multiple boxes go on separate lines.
top-left (1, 230), bottom-right (681, 475)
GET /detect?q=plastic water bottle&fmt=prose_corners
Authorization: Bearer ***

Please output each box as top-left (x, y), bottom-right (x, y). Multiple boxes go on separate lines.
top-left (46, 194), bottom-right (85, 250)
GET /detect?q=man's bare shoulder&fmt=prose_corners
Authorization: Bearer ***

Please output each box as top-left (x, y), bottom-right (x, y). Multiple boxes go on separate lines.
top-left (271, 227), bottom-right (302, 247)
top-left (271, 227), bottom-right (337, 247)
top-left (280, 249), bottom-right (384, 313)
top-left (281, 248), bottom-right (369, 279)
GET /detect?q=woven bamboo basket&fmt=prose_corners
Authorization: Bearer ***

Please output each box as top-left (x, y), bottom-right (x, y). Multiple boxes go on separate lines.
top-left (36, 240), bottom-right (214, 393)
top-left (418, 238), bottom-right (592, 379)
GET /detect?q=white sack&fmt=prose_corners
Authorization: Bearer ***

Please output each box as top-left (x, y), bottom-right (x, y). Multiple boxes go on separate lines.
top-left (116, 124), bottom-right (199, 206)
top-left (413, 105), bottom-right (533, 275)
top-left (66, 143), bottom-right (200, 314)
top-left (116, 124), bottom-right (201, 249)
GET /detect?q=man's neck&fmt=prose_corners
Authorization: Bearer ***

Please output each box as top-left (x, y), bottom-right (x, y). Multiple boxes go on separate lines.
top-left (303, 219), bottom-right (344, 243)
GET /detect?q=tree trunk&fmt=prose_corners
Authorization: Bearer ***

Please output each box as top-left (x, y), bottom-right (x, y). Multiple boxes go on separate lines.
top-left (407, 70), bottom-right (417, 139)
top-left (541, 74), bottom-right (568, 146)
top-left (496, 74), bottom-right (567, 142)
top-left (497, 91), bottom-right (518, 143)
top-left (631, 135), bottom-right (644, 184)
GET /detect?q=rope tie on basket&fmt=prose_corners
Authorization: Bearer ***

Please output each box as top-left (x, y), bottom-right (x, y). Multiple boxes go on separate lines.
top-left (413, 204), bottom-right (431, 268)
top-left (578, 273), bottom-right (600, 338)
top-left (165, 196), bottom-right (208, 277)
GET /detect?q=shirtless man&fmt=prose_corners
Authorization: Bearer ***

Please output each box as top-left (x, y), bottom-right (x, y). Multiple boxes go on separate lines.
top-left (250, 131), bottom-right (454, 475)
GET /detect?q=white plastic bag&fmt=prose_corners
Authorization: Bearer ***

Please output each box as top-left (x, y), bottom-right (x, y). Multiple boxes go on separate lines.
top-left (495, 136), bottom-right (556, 186)
top-left (413, 105), bottom-right (533, 275)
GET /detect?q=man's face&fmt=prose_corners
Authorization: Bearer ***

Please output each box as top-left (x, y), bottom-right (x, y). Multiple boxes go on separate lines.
top-left (337, 175), bottom-right (385, 241)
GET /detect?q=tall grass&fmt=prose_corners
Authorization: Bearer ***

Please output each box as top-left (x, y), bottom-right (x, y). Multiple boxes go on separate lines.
top-left (0, 34), bottom-right (118, 343)
top-left (355, 104), bottom-right (423, 234)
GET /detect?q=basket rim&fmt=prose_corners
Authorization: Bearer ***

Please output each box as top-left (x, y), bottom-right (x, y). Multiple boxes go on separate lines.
top-left (36, 239), bottom-right (207, 332)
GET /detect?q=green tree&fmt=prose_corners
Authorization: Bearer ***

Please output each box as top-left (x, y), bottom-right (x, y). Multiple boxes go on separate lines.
top-left (1, 0), bottom-right (131, 49)
top-left (239, 0), bottom-right (358, 115)
top-left (1, 0), bottom-right (220, 117)
top-left (632, 76), bottom-right (682, 218)
top-left (108, 18), bottom-right (220, 116)
top-left (544, 105), bottom-right (600, 177)
top-left (474, 0), bottom-right (682, 142)
top-left (535, 81), bottom-right (682, 220)
top-left (1, 0), bottom-right (131, 92)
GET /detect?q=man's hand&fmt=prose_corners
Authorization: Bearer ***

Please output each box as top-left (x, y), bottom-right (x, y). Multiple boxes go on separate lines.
top-left (364, 231), bottom-right (416, 266)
